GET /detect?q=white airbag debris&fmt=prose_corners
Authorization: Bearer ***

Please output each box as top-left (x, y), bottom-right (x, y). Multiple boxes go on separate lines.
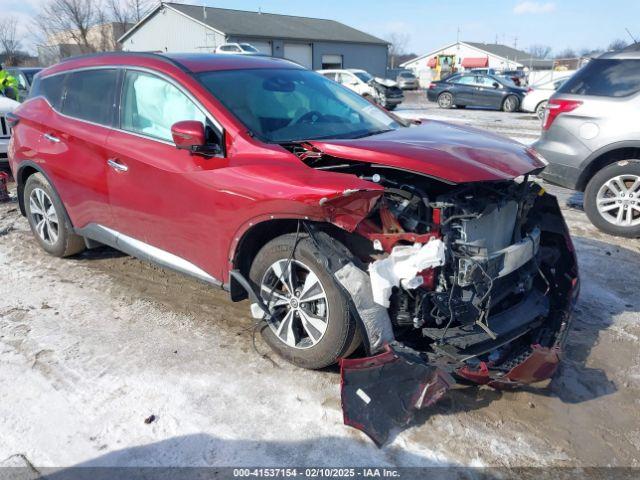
top-left (335, 262), bottom-right (394, 353)
top-left (368, 238), bottom-right (446, 308)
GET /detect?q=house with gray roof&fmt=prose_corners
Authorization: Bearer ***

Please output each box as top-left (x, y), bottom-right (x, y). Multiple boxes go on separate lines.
top-left (118, 2), bottom-right (389, 76)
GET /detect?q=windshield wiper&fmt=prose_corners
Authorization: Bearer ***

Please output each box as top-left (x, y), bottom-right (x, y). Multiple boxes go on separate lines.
top-left (350, 129), bottom-right (394, 139)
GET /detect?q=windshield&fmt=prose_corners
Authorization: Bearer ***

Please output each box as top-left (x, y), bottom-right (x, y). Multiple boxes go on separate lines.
top-left (240, 44), bottom-right (260, 53)
top-left (197, 68), bottom-right (400, 142)
top-left (399, 72), bottom-right (415, 78)
top-left (353, 71), bottom-right (373, 83)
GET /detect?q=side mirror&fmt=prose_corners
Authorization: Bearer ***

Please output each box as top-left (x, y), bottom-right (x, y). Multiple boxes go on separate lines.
top-left (171, 120), bottom-right (221, 156)
top-left (492, 82), bottom-right (500, 89)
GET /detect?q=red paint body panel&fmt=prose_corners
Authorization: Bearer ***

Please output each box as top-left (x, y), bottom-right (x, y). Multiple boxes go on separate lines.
top-left (309, 121), bottom-right (545, 183)
top-left (9, 53), bottom-right (545, 285)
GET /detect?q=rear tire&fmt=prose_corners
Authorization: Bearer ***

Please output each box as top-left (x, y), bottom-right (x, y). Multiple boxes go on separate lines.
top-left (502, 95), bottom-right (519, 112)
top-left (535, 101), bottom-right (547, 121)
top-left (24, 173), bottom-right (85, 257)
top-left (437, 92), bottom-right (453, 109)
top-left (584, 160), bottom-right (640, 238)
top-left (249, 233), bottom-right (359, 369)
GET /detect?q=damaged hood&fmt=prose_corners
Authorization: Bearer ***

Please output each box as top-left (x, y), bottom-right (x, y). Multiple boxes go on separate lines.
top-left (308, 121), bottom-right (546, 184)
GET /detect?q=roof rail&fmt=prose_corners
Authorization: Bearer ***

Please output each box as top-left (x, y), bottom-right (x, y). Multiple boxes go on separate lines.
top-left (58, 51), bottom-right (192, 72)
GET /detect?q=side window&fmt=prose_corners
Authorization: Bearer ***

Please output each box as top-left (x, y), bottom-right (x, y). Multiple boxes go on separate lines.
top-left (477, 76), bottom-right (496, 87)
top-left (322, 72), bottom-right (337, 81)
top-left (121, 70), bottom-right (206, 142)
top-left (31, 74), bottom-right (66, 109)
top-left (456, 75), bottom-right (475, 85)
top-left (338, 73), bottom-right (356, 85)
top-left (62, 69), bottom-right (118, 126)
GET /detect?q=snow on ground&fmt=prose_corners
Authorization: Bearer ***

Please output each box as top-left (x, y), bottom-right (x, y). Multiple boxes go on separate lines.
top-left (0, 92), bottom-right (639, 470)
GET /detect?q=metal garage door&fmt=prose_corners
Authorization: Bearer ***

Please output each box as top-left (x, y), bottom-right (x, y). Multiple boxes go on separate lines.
top-left (284, 43), bottom-right (313, 69)
top-left (249, 40), bottom-right (272, 55)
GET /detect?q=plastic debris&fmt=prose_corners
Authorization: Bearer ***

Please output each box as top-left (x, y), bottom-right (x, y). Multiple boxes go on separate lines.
top-left (368, 238), bottom-right (446, 307)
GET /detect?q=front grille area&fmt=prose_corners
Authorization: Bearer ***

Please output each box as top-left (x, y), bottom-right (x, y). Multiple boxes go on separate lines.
top-left (0, 115), bottom-right (10, 138)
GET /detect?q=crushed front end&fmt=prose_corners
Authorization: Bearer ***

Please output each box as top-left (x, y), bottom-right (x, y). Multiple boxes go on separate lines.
top-left (296, 149), bottom-right (579, 444)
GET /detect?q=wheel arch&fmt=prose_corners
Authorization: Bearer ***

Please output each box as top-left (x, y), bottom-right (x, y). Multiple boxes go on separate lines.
top-left (15, 162), bottom-right (54, 217)
top-left (577, 143), bottom-right (640, 191)
top-left (228, 217), bottom-right (366, 302)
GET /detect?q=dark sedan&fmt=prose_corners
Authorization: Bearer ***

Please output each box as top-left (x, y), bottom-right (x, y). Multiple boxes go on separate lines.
top-left (427, 73), bottom-right (527, 112)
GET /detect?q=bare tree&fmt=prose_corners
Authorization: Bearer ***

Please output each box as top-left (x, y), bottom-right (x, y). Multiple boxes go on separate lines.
top-left (35, 0), bottom-right (104, 53)
top-left (107, 0), bottom-right (153, 50)
top-left (108, 0), bottom-right (152, 25)
top-left (0, 16), bottom-right (22, 65)
top-left (388, 32), bottom-right (410, 69)
top-left (527, 44), bottom-right (552, 59)
top-left (608, 39), bottom-right (628, 51)
top-left (554, 48), bottom-right (578, 59)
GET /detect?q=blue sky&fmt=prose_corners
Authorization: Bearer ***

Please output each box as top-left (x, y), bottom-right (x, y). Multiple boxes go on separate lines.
top-left (4, 0), bottom-right (640, 55)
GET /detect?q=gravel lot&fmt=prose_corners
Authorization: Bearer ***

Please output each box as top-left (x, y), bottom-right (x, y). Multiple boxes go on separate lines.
top-left (1, 91), bottom-right (639, 470)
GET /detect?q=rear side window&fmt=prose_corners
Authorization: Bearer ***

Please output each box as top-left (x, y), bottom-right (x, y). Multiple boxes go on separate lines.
top-left (62, 69), bottom-right (118, 126)
top-left (557, 59), bottom-right (640, 97)
top-left (30, 74), bottom-right (66, 109)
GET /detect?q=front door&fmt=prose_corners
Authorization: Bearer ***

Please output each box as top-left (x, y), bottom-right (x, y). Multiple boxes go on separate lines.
top-left (474, 75), bottom-right (505, 108)
top-left (104, 69), bottom-right (225, 280)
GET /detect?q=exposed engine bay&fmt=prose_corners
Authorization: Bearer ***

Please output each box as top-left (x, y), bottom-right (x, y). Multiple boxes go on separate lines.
top-left (284, 146), bottom-right (579, 445)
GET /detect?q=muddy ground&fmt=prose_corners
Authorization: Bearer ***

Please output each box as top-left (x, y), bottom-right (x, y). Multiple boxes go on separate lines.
top-left (0, 93), bottom-right (639, 469)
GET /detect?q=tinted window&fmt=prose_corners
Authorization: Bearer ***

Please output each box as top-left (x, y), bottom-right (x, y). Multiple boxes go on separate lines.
top-left (557, 59), bottom-right (640, 97)
top-left (30, 74), bottom-right (66, 109)
top-left (121, 70), bottom-right (206, 142)
top-left (62, 69), bottom-right (117, 125)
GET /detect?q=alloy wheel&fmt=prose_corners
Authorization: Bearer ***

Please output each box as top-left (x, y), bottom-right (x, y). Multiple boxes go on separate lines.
top-left (260, 259), bottom-right (329, 349)
top-left (438, 93), bottom-right (452, 108)
top-left (596, 174), bottom-right (640, 227)
top-left (29, 188), bottom-right (59, 245)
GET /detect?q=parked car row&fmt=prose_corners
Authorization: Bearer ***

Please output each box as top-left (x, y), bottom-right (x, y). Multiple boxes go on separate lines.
top-left (426, 71), bottom-right (571, 116)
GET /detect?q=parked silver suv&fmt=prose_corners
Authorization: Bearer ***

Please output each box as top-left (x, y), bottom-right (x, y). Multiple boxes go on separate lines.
top-left (534, 49), bottom-right (640, 237)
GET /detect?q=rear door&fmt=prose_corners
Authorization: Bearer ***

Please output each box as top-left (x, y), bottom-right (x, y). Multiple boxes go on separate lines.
top-left (451, 75), bottom-right (476, 104)
top-left (25, 69), bottom-right (117, 229)
top-left (104, 68), bottom-right (225, 278)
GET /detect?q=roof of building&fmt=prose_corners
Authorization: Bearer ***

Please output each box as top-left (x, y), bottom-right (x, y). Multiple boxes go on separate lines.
top-left (401, 41), bottom-right (554, 69)
top-left (119, 2), bottom-right (388, 45)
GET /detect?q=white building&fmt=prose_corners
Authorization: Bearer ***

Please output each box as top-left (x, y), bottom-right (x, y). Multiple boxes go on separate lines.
top-left (118, 2), bottom-right (389, 76)
top-left (401, 41), bottom-right (553, 85)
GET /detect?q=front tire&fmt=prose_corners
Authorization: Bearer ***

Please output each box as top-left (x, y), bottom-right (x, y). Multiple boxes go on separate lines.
top-left (584, 160), bottom-right (640, 237)
top-left (249, 233), bottom-right (359, 369)
top-left (24, 173), bottom-right (85, 257)
top-left (437, 92), bottom-right (454, 109)
top-left (502, 95), bottom-right (519, 112)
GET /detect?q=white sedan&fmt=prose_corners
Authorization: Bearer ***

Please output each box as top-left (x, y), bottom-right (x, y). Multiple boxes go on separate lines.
top-left (522, 77), bottom-right (570, 120)
top-left (0, 94), bottom-right (20, 166)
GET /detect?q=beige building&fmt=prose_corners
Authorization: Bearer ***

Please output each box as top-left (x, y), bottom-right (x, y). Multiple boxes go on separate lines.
top-left (39, 22), bottom-right (132, 65)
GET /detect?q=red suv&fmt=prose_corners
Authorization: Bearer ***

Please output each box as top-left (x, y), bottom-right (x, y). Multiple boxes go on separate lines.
top-left (8, 53), bottom-right (577, 397)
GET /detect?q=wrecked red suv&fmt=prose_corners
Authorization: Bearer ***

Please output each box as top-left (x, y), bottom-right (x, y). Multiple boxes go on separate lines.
top-left (9, 53), bottom-right (578, 443)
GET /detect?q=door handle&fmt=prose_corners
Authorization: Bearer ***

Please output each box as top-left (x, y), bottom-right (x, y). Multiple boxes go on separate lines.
top-left (43, 133), bottom-right (60, 143)
top-left (107, 158), bottom-right (128, 172)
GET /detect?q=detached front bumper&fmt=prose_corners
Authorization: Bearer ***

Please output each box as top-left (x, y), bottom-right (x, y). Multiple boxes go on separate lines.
top-left (339, 192), bottom-right (579, 445)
